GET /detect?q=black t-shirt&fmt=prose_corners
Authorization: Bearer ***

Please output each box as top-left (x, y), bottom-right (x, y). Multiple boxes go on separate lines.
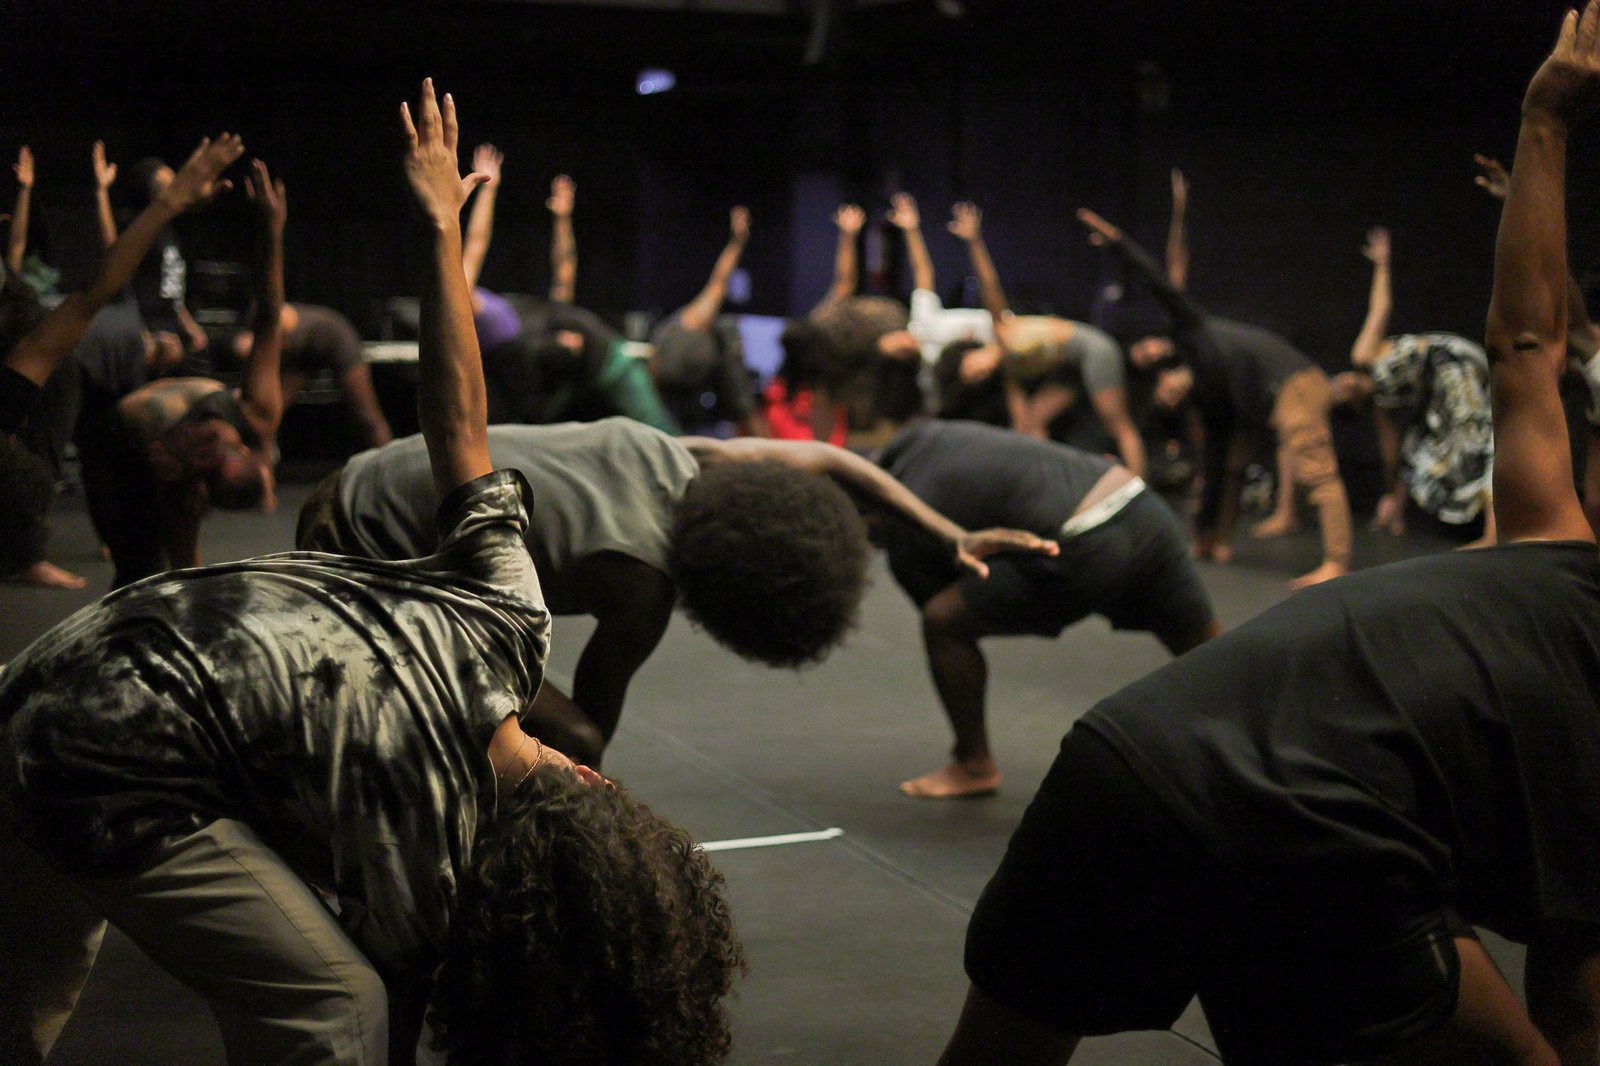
top-left (1080, 541), bottom-right (1600, 942)
top-left (131, 227), bottom-right (186, 332)
top-left (877, 419), bottom-right (1113, 604)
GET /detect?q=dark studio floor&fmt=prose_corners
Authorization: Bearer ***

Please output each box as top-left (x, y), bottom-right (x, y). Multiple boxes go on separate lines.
top-left (2, 477), bottom-right (1526, 1066)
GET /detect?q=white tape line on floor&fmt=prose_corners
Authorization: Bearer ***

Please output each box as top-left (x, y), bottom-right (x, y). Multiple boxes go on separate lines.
top-left (698, 828), bottom-right (845, 853)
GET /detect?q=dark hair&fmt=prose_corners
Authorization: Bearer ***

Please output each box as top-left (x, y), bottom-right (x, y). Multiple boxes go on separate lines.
top-left (206, 464), bottom-right (267, 510)
top-left (0, 436), bottom-right (52, 575)
top-left (123, 157), bottom-right (171, 208)
top-left (429, 764), bottom-right (745, 1065)
top-left (668, 461), bottom-right (871, 667)
top-left (777, 319), bottom-right (832, 393)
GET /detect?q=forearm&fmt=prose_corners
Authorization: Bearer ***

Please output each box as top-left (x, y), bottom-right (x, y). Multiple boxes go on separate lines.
top-left (461, 185), bottom-right (496, 290)
top-left (549, 216), bottom-right (576, 303)
top-left (827, 445), bottom-right (965, 550)
top-left (1165, 200), bottom-right (1189, 291)
top-left (1112, 422), bottom-right (1147, 478)
top-left (965, 237), bottom-right (1008, 320)
top-left (828, 228), bottom-right (858, 302)
top-left (680, 238), bottom-right (745, 332)
top-left (418, 221), bottom-right (491, 494)
top-left (7, 185), bottom-right (29, 273)
top-left (95, 187), bottom-right (118, 249)
top-left (1352, 263), bottom-right (1393, 366)
top-left (904, 227), bottom-right (935, 294)
top-left (241, 226), bottom-right (285, 441)
top-left (1109, 236), bottom-right (1205, 330)
top-left (1488, 116), bottom-right (1568, 359)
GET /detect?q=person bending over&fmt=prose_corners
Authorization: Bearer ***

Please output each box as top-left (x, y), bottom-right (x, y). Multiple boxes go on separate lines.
top-left (877, 419), bottom-right (1216, 799)
top-left (937, 13), bottom-right (1600, 1063)
top-left (884, 192), bottom-right (997, 376)
top-left (650, 206), bottom-right (769, 435)
top-left (1, 136), bottom-right (245, 595)
top-left (79, 157), bottom-right (286, 589)
top-left (917, 200), bottom-right (1146, 474)
top-left (0, 81), bottom-right (744, 1066)
top-left (1331, 226), bottom-right (1496, 546)
top-left (229, 302), bottom-right (394, 449)
top-left (299, 415), bottom-right (1054, 767)
top-left (1078, 191), bottom-right (1352, 588)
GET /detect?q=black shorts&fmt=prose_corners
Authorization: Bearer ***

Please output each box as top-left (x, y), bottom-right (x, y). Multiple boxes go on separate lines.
top-left (966, 726), bottom-right (1468, 1065)
top-left (955, 489), bottom-right (1214, 646)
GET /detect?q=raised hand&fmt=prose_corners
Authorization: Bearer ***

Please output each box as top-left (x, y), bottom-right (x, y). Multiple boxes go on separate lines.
top-left (244, 158), bottom-right (287, 233)
top-left (834, 203), bottom-right (866, 235)
top-left (1171, 168), bottom-right (1189, 209)
top-left (730, 205), bottom-right (751, 244)
top-left (546, 174), bottom-right (575, 218)
top-left (886, 192), bottom-right (921, 232)
top-left (956, 528), bottom-right (1060, 579)
top-left (14, 146), bottom-right (33, 189)
top-left (92, 141), bottom-right (118, 189)
top-left (1524, 0), bottom-right (1600, 127)
top-left (1362, 226), bottom-right (1391, 267)
top-left (473, 143), bottom-right (504, 188)
top-left (1076, 208), bottom-right (1122, 247)
top-left (400, 79), bottom-right (487, 227)
top-left (1473, 153), bottom-right (1510, 201)
top-left (160, 133), bottom-right (245, 214)
top-left (947, 201), bottom-right (982, 242)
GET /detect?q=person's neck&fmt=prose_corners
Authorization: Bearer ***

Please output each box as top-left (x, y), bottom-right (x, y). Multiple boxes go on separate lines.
top-left (488, 715), bottom-right (539, 802)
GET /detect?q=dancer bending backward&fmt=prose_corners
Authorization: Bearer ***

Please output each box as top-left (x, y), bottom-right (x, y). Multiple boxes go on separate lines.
top-left (1331, 226), bottom-right (1496, 546)
top-left (881, 419), bottom-right (1217, 799)
top-left (299, 416), bottom-right (1056, 768)
top-left (0, 82), bottom-right (743, 1066)
top-left (1079, 198), bottom-right (1353, 588)
top-left (939, 11), bottom-right (1600, 1063)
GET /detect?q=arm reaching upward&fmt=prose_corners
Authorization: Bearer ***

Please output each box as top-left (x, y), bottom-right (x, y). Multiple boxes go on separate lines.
top-left (547, 173), bottom-right (576, 303)
top-left (1166, 168), bottom-right (1190, 290)
top-left (1078, 207), bottom-right (1207, 334)
top-left (1350, 227), bottom-right (1393, 368)
top-left (238, 160), bottom-right (286, 449)
top-left (461, 143), bottom-right (503, 290)
top-left (8, 146), bottom-right (32, 273)
top-left (948, 201), bottom-right (1008, 321)
top-left (819, 203), bottom-right (864, 309)
top-left (678, 206), bottom-right (750, 333)
top-left (401, 78), bottom-right (494, 498)
top-left (888, 192), bottom-right (935, 294)
top-left (92, 141), bottom-right (119, 248)
top-left (7, 134), bottom-right (243, 389)
top-left (1484, 2), bottom-right (1599, 545)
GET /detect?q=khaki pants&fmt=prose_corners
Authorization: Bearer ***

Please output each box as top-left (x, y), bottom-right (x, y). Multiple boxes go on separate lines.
top-left (0, 818), bottom-right (389, 1065)
top-left (1271, 369), bottom-right (1353, 567)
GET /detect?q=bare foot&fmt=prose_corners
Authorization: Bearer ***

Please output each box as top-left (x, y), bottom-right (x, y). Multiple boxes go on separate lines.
top-left (900, 758), bottom-right (1001, 799)
top-left (10, 560), bottom-right (88, 589)
top-left (1192, 540), bottom-right (1234, 564)
top-left (1287, 560), bottom-right (1348, 590)
top-left (1251, 514), bottom-right (1299, 539)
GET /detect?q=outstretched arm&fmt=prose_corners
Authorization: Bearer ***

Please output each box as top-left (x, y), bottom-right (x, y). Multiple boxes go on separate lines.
top-left (1485, 3), bottom-right (1598, 545)
top-left (683, 436), bottom-right (1058, 577)
top-left (819, 203), bottom-right (865, 309)
top-left (401, 78), bottom-right (494, 498)
top-left (7, 146), bottom-right (32, 273)
top-left (678, 206), bottom-right (750, 332)
top-left (1351, 227), bottom-right (1393, 368)
top-left (948, 201), bottom-right (1008, 321)
top-left (92, 141), bottom-right (119, 248)
top-left (1166, 168), bottom-right (1190, 291)
top-left (888, 193), bottom-right (934, 294)
top-left (238, 160), bottom-right (286, 449)
top-left (547, 174), bottom-right (576, 303)
top-left (461, 143), bottom-right (503, 291)
top-left (7, 134), bottom-right (244, 388)
top-left (1077, 208), bottom-right (1207, 333)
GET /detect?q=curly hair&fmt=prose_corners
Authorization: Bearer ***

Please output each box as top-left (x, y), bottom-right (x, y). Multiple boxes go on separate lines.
top-left (429, 764), bottom-right (745, 1065)
top-left (668, 460), bottom-right (871, 667)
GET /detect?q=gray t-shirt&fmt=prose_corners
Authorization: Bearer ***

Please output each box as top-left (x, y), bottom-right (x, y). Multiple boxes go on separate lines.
top-left (0, 470), bottom-right (550, 974)
top-left (339, 419), bottom-right (699, 613)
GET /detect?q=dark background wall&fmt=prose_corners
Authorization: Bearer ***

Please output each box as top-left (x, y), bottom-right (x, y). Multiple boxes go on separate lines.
top-left (2, 0), bottom-right (1590, 372)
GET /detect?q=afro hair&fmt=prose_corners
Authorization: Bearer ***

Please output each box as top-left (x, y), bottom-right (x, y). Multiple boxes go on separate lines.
top-left (667, 460), bottom-right (871, 668)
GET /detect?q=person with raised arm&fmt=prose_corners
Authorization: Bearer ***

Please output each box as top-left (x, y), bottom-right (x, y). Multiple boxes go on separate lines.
top-left (0, 135), bottom-right (243, 592)
top-left (7, 146), bottom-right (32, 275)
top-left (1330, 226), bottom-right (1496, 546)
top-left (76, 157), bottom-right (286, 588)
top-left (547, 172), bottom-right (577, 304)
top-left (937, 10), bottom-right (1600, 1062)
top-left (649, 205), bottom-right (770, 435)
top-left (0, 81), bottom-right (746, 1066)
top-left (940, 201), bottom-right (1146, 475)
top-left (887, 192), bottom-right (997, 368)
top-left (1079, 183), bottom-right (1352, 588)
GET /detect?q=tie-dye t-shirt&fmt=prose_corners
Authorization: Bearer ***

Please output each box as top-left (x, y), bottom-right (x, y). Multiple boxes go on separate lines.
top-left (0, 469), bottom-right (550, 972)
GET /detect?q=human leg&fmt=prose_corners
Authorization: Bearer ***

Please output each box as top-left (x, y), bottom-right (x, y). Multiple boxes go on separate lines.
top-left (936, 984), bottom-right (1080, 1066)
top-left (78, 818), bottom-right (391, 1065)
top-left (1250, 436), bottom-right (1301, 538)
top-left (0, 820), bottom-right (107, 1065)
top-left (521, 679), bottom-right (606, 768)
top-left (1274, 370), bottom-right (1352, 588)
top-left (901, 583), bottom-right (1003, 798)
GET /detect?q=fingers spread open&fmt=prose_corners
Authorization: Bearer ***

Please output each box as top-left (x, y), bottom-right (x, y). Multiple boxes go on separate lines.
top-left (441, 91), bottom-right (460, 152)
top-left (400, 101), bottom-right (418, 147)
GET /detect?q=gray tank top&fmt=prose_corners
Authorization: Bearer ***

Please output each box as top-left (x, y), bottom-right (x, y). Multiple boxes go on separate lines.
top-left (338, 419), bottom-right (699, 612)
